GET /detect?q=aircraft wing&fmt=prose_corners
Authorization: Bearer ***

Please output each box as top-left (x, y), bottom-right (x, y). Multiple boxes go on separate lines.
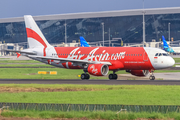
top-left (28, 55), bottom-right (112, 65)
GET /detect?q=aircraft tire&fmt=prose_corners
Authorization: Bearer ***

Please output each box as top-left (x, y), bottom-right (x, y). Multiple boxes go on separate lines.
top-left (81, 73), bottom-right (86, 80)
top-left (85, 74), bottom-right (90, 80)
top-left (109, 74), bottom-right (117, 80)
top-left (113, 74), bottom-right (118, 80)
top-left (149, 75), bottom-right (155, 80)
top-left (109, 74), bottom-right (114, 80)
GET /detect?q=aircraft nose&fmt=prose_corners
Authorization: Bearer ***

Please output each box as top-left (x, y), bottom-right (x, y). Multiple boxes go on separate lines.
top-left (169, 57), bottom-right (175, 67)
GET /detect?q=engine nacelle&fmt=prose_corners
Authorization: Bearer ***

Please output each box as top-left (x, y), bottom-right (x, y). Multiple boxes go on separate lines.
top-left (85, 64), bottom-right (109, 76)
top-left (126, 70), bottom-right (149, 76)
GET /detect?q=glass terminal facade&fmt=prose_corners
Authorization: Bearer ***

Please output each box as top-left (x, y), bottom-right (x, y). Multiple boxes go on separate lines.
top-left (0, 9), bottom-right (180, 47)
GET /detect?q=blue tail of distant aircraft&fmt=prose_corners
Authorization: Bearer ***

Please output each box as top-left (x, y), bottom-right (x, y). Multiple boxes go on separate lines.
top-left (162, 36), bottom-right (174, 53)
top-left (162, 36), bottom-right (169, 48)
top-left (80, 36), bottom-right (90, 47)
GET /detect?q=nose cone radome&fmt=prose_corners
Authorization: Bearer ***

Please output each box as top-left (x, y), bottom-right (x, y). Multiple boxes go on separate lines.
top-left (164, 57), bottom-right (175, 68)
top-left (169, 57), bottom-right (175, 67)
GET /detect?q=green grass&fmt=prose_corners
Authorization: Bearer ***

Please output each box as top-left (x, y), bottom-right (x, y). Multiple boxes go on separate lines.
top-left (0, 67), bottom-right (178, 79)
top-left (0, 60), bottom-right (40, 63)
top-left (2, 110), bottom-right (180, 119)
top-left (1, 85), bottom-right (180, 105)
top-left (0, 68), bottom-right (82, 79)
top-left (0, 64), bottom-right (53, 67)
top-left (0, 68), bottom-right (128, 79)
top-left (154, 70), bottom-right (180, 73)
top-left (0, 59), bottom-right (179, 79)
top-left (0, 58), bottom-right (10, 59)
top-left (0, 67), bottom-right (179, 79)
top-left (174, 58), bottom-right (180, 63)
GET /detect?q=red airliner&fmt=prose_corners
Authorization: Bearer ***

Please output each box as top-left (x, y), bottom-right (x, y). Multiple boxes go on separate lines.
top-left (14, 15), bottom-right (175, 80)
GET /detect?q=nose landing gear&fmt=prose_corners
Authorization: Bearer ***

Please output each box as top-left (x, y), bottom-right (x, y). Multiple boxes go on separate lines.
top-left (149, 70), bottom-right (155, 80)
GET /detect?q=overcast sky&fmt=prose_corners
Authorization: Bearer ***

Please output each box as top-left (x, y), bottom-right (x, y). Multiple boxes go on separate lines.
top-left (0, 0), bottom-right (180, 18)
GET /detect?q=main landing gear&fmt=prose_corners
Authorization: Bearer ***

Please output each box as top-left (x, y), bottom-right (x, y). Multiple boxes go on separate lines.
top-left (108, 71), bottom-right (118, 80)
top-left (149, 70), bottom-right (155, 80)
top-left (81, 73), bottom-right (90, 80)
top-left (81, 64), bottom-right (90, 80)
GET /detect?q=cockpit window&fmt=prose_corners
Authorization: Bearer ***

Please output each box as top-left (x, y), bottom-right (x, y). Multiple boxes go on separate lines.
top-left (163, 53), bottom-right (167, 56)
top-left (163, 53), bottom-right (169, 56)
top-left (155, 53), bottom-right (169, 56)
top-left (155, 53), bottom-right (158, 56)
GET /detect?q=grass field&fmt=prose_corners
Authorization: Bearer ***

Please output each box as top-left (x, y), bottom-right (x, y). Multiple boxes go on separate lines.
top-left (0, 85), bottom-right (180, 105)
top-left (0, 64), bottom-right (52, 67)
top-left (0, 68), bottom-right (113, 79)
top-left (0, 67), bottom-right (180, 79)
top-left (0, 57), bottom-right (179, 119)
top-left (0, 60), bottom-right (40, 63)
top-left (0, 58), bottom-right (180, 79)
top-left (2, 110), bottom-right (180, 119)
top-left (174, 58), bottom-right (180, 63)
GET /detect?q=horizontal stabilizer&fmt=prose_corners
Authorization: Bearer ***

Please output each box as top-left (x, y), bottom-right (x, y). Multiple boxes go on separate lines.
top-left (2, 49), bottom-right (37, 55)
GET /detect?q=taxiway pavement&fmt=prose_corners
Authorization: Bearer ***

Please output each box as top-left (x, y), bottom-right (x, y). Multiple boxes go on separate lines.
top-left (0, 79), bottom-right (180, 85)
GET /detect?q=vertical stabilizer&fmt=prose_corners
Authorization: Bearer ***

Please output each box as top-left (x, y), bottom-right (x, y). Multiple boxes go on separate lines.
top-left (80, 36), bottom-right (90, 47)
top-left (24, 15), bottom-right (51, 49)
top-left (162, 36), bottom-right (169, 48)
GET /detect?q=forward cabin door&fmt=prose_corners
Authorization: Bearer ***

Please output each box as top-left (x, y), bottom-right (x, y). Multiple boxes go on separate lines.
top-left (143, 50), bottom-right (149, 61)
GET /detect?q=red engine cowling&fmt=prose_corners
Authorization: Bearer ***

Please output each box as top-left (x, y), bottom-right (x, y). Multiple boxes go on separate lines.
top-left (127, 70), bottom-right (149, 76)
top-left (87, 64), bottom-right (109, 76)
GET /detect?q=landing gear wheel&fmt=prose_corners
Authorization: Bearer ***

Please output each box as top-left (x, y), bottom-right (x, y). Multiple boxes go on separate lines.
top-left (81, 73), bottom-right (86, 80)
top-left (109, 74), bottom-right (114, 80)
top-left (81, 73), bottom-right (90, 80)
top-left (149, 75), bottom-right (155, 80)
top-left (113, 74), bottom-right (118, 80)
top-left (109, 74), bottom-right (118, 80)
top-left (85, 74), bottom-right (90, 80)
top-left (149, 70), bottom-right (155, 80)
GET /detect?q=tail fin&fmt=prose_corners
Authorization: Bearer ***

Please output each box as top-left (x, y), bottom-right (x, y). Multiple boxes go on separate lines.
top-left (24, 15), bottom-right (51, 49)
top-left (80, 36), bottom-right (90, 47)
top-left (162, 36), bottom-right (169, 48)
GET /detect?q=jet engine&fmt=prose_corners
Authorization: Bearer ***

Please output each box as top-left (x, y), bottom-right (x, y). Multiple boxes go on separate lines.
top-left (84, 64), bottom-right (109, 76)
top-left (126, 70), bottom-right (149, 76)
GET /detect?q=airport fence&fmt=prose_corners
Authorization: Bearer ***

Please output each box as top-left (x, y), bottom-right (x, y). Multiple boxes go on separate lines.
top-left (1, 103), bottom-right (180, 113)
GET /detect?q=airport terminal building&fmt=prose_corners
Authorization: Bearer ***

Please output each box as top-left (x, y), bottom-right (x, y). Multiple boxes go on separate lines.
top-left (0, 7), bottom-right (180, 47)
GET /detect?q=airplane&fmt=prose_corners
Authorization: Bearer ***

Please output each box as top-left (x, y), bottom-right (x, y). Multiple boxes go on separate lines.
top-left (10, 15), bottom-right (175, 80)
top-left (162, 36), bottom-right (180, 54)
top-left (162, 36), bottom-right (175, 53)
top-left (80, 36), bottom-right (90, 47)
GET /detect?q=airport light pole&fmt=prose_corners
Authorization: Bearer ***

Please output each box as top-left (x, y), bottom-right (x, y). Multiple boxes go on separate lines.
top-left (109, 28), bottom-right (110, 47)
top-left (142, 0), bottom-right (146, 47)
top-left (102, 22), bottom-right (104, 46)
top-left (64, 21), bottom-right (67, 45)
top-left (168, 23), bottom-right (171, 46)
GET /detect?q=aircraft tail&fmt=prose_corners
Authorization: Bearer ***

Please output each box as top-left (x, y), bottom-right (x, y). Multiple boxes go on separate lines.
top-left (80, 36), bottom-right (90, 47)
top-left (162, 36), bottom-right (169, 49)
top-left (24, 15), bottom-right (51, 49)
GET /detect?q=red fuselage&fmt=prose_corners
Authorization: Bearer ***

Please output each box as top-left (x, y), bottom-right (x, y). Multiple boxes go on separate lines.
top-left (51, 47), bottom-right (153, 70)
